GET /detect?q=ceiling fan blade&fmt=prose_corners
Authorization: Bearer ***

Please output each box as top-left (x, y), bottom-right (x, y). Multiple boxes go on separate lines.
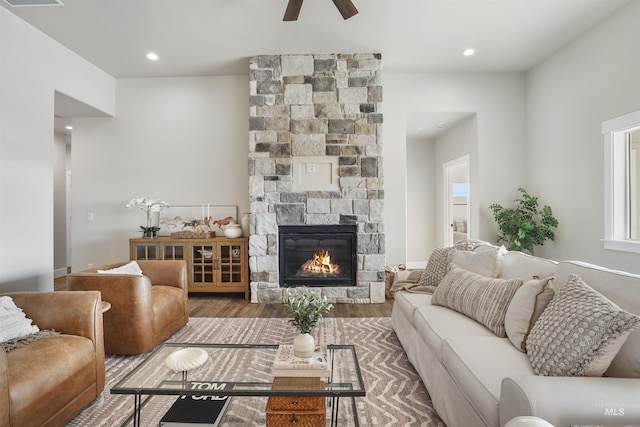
top-left (332, 0), bottom-right (358, 20)
top-left (283, 0), bottom-right (303, 21)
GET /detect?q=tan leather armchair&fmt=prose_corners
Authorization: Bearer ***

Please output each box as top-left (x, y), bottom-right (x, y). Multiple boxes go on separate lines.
top-left (0, 291), bottom-right (105, 427)
top-left (68, 260), bottom-right (189, 354)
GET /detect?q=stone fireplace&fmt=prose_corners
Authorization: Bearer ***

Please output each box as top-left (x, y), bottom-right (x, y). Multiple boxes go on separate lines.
top-left (248, 53), bottom-right (385, 303)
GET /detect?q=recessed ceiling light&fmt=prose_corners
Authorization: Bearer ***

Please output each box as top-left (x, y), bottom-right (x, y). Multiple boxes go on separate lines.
top-left (463, 49), bottom-right (475, 56)
top-left (65, 125), bottom-right (73, 130)
top-left (436, 125), bottom-right (445, 129)
top-left (146, 52), bottom-right (159, 61)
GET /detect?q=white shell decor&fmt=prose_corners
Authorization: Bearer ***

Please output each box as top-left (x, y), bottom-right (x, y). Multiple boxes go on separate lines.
top-left (165, 348), bottom-right (209, 372)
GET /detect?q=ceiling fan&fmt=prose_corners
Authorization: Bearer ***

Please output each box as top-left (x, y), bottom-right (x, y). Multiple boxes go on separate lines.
top-left (283, 0), bottom-right (358, 21)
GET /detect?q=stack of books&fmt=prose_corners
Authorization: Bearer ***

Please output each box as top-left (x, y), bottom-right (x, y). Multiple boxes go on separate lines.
top-left (271, 345), bottom-right (331, 378)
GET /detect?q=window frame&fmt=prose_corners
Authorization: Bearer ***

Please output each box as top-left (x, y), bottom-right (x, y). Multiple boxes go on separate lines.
top-left (602, 110), bottom-right (640, 254)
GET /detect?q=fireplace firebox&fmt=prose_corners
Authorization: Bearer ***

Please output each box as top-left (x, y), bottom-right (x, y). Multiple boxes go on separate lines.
top-left (278, 225), bottom-right (357, 287)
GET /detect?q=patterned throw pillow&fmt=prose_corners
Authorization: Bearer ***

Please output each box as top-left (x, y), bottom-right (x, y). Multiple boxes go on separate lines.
top-left (526, 274), bottom-right (640, 377)
top-left (431, 265), bottom-right (524, 337)
top-left (417, 247), bottom-right (454, 288)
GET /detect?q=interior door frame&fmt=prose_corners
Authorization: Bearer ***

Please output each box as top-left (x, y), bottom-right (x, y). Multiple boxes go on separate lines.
top-left (443, 155), bottom-right (470, 246)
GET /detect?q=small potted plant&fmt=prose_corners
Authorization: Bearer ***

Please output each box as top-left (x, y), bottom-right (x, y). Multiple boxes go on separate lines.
top-left (283, 288), bottom-right (333, 357)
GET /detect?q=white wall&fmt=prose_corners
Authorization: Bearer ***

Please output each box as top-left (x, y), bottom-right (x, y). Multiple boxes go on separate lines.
top-left (384, 73), bottom-right (527, 265)
top-left (71, 76), bottom-right (249, 270)
top-left (526, 0), bottom-right (640, 273)
top-left (0, 9), bottom-right (115, 292)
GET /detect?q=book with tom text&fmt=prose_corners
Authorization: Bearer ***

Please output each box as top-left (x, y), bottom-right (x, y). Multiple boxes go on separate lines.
top-left (159, 382), bottom-right (232, 427)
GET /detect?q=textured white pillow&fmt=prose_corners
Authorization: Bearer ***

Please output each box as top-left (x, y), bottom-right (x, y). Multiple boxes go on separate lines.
top-left (432, 265), bottom-right (524, 337)
top-left (527, 274), bottom-right (640, 377)
top-left (0, 296), bottom-right (40, 342)
top-left (449, 246), bottom-right (506, 278)
top-left (504, 277), bottom-right (555, 352)
top-left (98, 261), bottom-right (143, 275)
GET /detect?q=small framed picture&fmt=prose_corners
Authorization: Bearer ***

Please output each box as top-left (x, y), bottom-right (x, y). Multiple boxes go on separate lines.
top-left (159, 205), bottom-right (237, 236)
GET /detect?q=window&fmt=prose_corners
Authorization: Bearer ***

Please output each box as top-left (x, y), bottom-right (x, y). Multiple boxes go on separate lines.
top-left (602, 110), bottom-right (640, 253)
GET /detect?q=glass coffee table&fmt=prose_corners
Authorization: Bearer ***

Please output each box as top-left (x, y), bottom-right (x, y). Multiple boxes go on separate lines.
top-left (111, 343), bottom-right (366, 427)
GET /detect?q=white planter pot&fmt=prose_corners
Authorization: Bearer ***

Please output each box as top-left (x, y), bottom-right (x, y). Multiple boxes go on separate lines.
top-left (292, 333), bottom-right (315, 358)
top-left (224, 222), bottom-right (243, 238)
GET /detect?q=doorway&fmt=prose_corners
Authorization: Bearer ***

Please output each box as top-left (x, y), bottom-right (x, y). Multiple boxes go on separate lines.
top-left (443, 155), bottom-right (470, 246)
top-left (53, 91), bottom-right (110, 277)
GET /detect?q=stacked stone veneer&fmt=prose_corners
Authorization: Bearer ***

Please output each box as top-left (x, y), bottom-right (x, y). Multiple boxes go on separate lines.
top-left (248, 53), bottom-right (385, 304)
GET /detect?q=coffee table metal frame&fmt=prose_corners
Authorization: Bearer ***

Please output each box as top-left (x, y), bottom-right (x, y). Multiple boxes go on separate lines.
top-left (111, 343), bottom-right (366, 427)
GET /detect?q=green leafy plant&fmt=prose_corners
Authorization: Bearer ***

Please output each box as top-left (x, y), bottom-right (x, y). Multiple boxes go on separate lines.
top-left (283, 289), bottom-right (333, 334)
top-left (489, 188), bottom-right (558, 255)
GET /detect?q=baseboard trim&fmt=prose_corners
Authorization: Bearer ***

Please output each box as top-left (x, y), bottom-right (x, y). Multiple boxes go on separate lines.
top-left (54, 267), bottom-right (68, 278)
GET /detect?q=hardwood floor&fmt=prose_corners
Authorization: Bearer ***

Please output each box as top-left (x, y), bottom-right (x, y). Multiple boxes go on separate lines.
top-left (54, 276), bottom-right (394, 318)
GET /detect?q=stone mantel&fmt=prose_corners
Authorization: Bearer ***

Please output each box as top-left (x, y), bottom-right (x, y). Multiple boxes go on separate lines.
top-left (248, 53), bottom-right (385, 304)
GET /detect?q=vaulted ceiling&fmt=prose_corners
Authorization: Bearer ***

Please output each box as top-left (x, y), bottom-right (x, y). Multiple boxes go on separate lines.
top-left (1, 0), bottom-right (632, 78)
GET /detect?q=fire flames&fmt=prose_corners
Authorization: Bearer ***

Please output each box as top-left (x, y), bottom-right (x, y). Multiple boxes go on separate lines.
top-left (299, 249), bottom-right (341, 276)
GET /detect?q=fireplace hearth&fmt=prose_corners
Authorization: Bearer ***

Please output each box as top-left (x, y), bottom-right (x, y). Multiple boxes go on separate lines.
top-left (279, 225), bottom-right (357, 287)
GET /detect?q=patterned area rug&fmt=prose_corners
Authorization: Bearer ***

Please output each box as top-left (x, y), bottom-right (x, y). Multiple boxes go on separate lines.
top-left (68, 317), bottom-right (445, 427)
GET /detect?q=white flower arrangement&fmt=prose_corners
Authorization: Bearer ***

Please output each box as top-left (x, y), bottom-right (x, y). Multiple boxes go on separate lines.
top-left (125, 197), bottom-right (169, 236)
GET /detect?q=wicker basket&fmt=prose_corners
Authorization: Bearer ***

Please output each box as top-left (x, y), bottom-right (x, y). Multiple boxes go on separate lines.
top-left (268, 377), bottom-right (324, 410)
top-left (169, 231), bottom-right (215, 239)
top-left (266, 377), bottom-right (326, 427)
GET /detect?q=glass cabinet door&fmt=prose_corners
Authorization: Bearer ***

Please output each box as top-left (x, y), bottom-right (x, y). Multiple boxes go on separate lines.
top-left (191, 244), bottom-right (215, 285)
top-left (217, 242), bottom-right (244, 286)
top-left (133, 243), bottom-right (160, 260)
top-left (163, 244), bottom-right (185, 260)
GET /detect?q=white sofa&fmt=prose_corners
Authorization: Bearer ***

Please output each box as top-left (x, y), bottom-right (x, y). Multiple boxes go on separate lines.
top-left (391, 243), bottom-right (640, 427)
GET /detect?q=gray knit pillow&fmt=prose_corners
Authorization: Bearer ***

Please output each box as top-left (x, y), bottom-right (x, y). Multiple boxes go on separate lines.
top-left (431, 265), bottom-right (524, 337)
top-left (417, 247), bottom-right (454, 288)
top-left (527, 274), bottom-right (640, 377)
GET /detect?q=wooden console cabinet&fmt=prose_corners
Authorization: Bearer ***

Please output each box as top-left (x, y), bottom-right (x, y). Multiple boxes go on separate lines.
top-left (129, 237), bottom-right (249, 299)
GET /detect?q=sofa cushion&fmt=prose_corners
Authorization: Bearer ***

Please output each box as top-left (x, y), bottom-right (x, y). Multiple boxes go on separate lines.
top-left (414, 299), bottom-right (496, 362)
top-left (450, 247), bottom-right (505, 278)
top-left (504, 277), bottom-right (555, 352)
top-left (527, 274), bottom-right (640, 377)
top-left (442, 336), bottom-right (535, 427)
top-left (432, 266), bottom-right (524, 337)
top-left (393, 291), bottom-right (432, 327)
top-left (555, 261), bottom-right (640, 378)
top-left (499, 250), bottom-right (557, 281)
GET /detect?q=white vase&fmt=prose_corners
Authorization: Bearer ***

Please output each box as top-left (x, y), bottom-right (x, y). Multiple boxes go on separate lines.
top-left (292, 333), bottom-right (315, 358)
top-left (224, 221), bottom-right (243, 238)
